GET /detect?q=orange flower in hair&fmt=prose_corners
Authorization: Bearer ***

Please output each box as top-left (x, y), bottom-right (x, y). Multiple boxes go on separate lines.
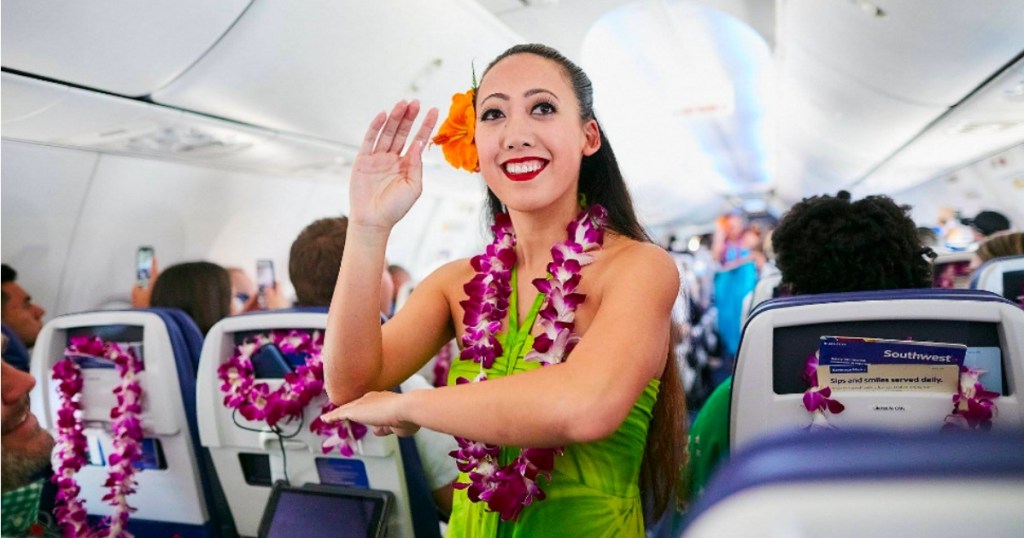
top-left (432, 89), bottom-right (479, 173)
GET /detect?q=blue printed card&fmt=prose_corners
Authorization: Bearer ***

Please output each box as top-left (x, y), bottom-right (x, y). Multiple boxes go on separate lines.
top-left (817, 336), bottom-right (966, 393)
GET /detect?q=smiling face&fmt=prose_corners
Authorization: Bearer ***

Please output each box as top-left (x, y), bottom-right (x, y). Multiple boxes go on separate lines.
top-left (474, 53), bottom-right (601, 215)
top-left (1, 360), bottom-right (54, 492)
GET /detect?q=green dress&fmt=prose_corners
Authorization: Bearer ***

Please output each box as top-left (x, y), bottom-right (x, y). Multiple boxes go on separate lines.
top-left (447, 268), bottom-right (660, 537)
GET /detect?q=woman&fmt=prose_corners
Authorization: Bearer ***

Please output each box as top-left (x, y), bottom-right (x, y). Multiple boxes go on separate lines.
top-left (321, 44), bottom-right (686, 536)
top-left (149, 261), bottom-right (232, 335)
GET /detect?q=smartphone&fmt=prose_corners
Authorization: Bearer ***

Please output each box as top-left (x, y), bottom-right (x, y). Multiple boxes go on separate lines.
top-left (251, 344), bottom-right (295, 378)
top-left (136, 246), bottom-right (155, 288)
top-left (256, 259), bottom-right (275, 308)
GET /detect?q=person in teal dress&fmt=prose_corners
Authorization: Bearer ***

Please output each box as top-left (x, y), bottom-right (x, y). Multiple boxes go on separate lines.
top-left (319, 44), bottom-right (688, 536)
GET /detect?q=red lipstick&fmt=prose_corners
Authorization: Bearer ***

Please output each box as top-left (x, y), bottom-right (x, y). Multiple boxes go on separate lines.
top-left (501, 157), bottom-right (548, 182)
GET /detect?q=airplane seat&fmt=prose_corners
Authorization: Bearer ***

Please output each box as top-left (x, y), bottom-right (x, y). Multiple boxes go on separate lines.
top-left (682, 428), bottom-right (1024, 537)
top-left (970, 254), bottom-right (1024, 306)
top-left (739, 267), bottom-right (783, 327)
top-left (932, 251), bottom-right (976, 289)
top-left (28, 308), bottom-right (228, 537)
top-left (732, 288), bottom-right (1024, 452)
top-left (196, 308), bottom-right (440, 538)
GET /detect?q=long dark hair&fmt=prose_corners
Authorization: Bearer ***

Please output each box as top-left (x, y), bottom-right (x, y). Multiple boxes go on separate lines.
top-left (479, 43), bottom-right (688, 519)
top-left (150, 261), bottom-right (231, 335)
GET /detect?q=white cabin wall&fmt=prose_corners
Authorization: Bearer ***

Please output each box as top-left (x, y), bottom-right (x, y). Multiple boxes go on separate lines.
top-left (2, 141), bottom-right (99, 318)
top-left (2, 140), bottom-right (352, 316)
top-left (892, 143), bottom-right (1024, 230)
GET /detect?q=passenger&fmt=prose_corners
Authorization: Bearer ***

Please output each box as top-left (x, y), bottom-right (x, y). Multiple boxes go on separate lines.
top-left (149, 261), bottom-right (232, 335)
top-left (320, 43), bottom-right (687, 534)
top-left (973, 231), bottom-right (1024, 266)
top-left (288, 216), bottom-right (459, 516)
top-left (226, 267), bottom-right (259, 313)
top-left (1, 359), bottom-right (58, 536)
top-left (773, 191), bottom-right (933, 294)
top-left (709, 211), bottom-right (758, 382)
top-left (972, 232), bottom-right (1024, 306)
top-left (1, 264), bottom-right (46, 373)
top-left (687, 190), bottom-right (933, 497)
top-left (960, 209), bottom-right (1011, 243)
top-left (917, 226), bottom-right (941, 251)
top-left (387, 264), bottom-right (413, 314)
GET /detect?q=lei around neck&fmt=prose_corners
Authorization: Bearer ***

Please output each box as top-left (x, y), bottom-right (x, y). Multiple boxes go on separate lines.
top-left (451, 203), bottom-right (608, 521)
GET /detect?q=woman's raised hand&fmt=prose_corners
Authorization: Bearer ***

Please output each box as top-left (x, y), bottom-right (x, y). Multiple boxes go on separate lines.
top-left (349, 100), bottom-right (439, 230)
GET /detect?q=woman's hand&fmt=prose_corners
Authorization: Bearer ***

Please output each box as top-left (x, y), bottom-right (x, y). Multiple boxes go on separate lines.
top-left (349, 100), bottom-right (439, 231)
top-left (320, 391), bottom-right (421, 437)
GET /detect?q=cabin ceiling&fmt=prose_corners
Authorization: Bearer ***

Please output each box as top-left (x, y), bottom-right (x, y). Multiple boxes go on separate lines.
top-left (2, 0), bottom-right (1023, 227)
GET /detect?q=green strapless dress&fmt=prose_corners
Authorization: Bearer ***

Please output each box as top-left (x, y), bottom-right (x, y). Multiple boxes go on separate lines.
top-left (446, 268), bottom-right (660, 537)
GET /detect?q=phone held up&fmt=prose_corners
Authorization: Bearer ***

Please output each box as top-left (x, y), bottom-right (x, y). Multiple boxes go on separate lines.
top-left (257, 259), bottom-right (275, 308)
top-left (136, 246), bottom-right (155, 288)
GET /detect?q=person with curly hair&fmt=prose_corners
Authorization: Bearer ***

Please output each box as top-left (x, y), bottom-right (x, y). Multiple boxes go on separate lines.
top-left (772, 190), bottom-right (933, 294)
top-left (684, 190), bottom-right (934, 503)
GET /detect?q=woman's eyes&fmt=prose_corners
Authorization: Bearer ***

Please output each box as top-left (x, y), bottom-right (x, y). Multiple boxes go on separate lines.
top-left (480, 108), bottom-right (504, 121)
top-left (532, 101), bottom-right (556, 115)
top-left (479, 101), bottom-right (556, 121)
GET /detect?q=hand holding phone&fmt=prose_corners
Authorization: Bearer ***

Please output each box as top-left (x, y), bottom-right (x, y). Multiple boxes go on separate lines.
top-left (132, 246), bottom-right (158, 308)
top-left (136, 246), bottom-right (155, 288)
top-left (256, 259), bottom-right (275, 308)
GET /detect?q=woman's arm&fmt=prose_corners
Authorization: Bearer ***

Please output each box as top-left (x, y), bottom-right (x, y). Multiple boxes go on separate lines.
top-left (323, 243), bottom-right (680, 447)
top-left (323, 100), bottom-right (440, 404)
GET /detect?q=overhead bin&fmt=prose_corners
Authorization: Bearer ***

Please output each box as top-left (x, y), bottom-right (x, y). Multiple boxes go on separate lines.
top-left (152, 0), bottom-right (520, 145)
top-left (0, 0), bottom-right (253, 97)
top-left (777, 0), bottom-right (1024, 107)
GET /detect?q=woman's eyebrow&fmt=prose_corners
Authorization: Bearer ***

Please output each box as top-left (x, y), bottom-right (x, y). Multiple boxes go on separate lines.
top-left (480, 92), bottom-right (509, 107)
top-left (480, 88), bottom-right (560, 107)
top-left (525, 88), bottom-right (559, 101)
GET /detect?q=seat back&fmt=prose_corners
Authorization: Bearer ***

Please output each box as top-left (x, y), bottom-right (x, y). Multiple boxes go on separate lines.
top-left (196, 309), bottom-right (434, 538)
top-left (29, 308), bottom-right (225, 536)
top-left (932, 251), bottom-right (975, 289)
top-left (971, 254), bottom-right (1024, 306)
top-left (683, 428), bottom-right (1024, 538)
top-left (740, 267), bottom-right (783, 327)
top-left (732, 289), bottom-right (1024, 451)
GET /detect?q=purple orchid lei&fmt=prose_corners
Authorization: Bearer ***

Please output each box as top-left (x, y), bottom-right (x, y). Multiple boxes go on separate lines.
top-left (802, 352), bottom-right (845, 428)
top-left (451, 203), bottom-right (608, 521)
top-left (52, 336), bottom-right (144, 537)
top-left (431, 340), bottom-right (456, 389)
top-left (217, 329), bottom-right (367, 456)
top-left (943, 365), bottom-right (999, 431)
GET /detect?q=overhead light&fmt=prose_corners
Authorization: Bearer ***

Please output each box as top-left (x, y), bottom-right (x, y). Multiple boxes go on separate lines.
top-left (948, 121), bottom-right (1021, 135)
top-left (122, 125), bottom-right (253, 157)
top-left (848, 0), bottom-right (886, 18)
